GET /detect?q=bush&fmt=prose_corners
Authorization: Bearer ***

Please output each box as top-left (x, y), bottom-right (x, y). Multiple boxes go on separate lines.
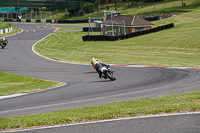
top-left (82, 2), bottom-right (94, 14)
top-left (78, 9), bottom-right (85, 16)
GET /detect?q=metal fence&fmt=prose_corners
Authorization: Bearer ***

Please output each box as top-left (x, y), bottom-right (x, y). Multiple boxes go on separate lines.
top-left (0, 11), bottom-right (51, 19)
top-left (22, 12), bottom-right (51, 19)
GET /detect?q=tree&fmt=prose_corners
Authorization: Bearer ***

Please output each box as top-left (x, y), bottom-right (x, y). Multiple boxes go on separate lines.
top-left (141, 0), bottom-right (143, 8)
top-left (82, 2), bottom-right (94, 13)
top-left (98, 0), bottom-right (101, 13)
top-left (131, 0), bottom-right (134, 6)
top-left (113, 0), bottom-right (119, 10)
top-left (122, 0), bottom-right (126, 11)
top-left (106, 0), bottom-right (109, 10)
top-left (182, 0), bottom-right (183, 7)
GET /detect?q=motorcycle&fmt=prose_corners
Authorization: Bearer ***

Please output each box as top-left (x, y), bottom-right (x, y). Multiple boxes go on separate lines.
top-left (0, 38), bottom-right (8, 49)
top-left (101, 66), bottom-right (116, 81)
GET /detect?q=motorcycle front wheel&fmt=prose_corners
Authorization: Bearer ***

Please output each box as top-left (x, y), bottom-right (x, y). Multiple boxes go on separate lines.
top-left (105, 71), bottom-right (116, 81)
top-left (1, 44), bottom-right (5, 49)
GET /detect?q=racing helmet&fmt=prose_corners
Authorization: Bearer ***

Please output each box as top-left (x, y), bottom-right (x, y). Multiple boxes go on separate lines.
top-left (91, 57), bottom-right (102, 68)
top-left (91, 57), bottom-right (96, 68)
top-left (91, 57), bottom-right (95, 65)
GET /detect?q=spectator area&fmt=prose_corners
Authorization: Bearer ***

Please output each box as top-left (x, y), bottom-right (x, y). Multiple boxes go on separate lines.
top-left (0, 7), bottom-right (28, 13)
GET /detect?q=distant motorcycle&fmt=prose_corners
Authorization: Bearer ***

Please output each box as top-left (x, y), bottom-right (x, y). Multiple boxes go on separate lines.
top-left (101, 66), bottom-right (116, 81)
top-left (0, 37), bottom-right (8, 49)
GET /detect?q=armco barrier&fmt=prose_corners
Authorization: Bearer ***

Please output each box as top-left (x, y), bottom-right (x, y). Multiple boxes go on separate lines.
top-left (58, 19), bottom-right (88, 23)
top-left (82, 23), bottom-right (175, 41)
top-left (143, 16), bottom-right (160, 21)
top-left (83, 27), bottom-right (101, 32)
top-left (2, 19), bottom-right (54, 23)
top-left (1, 18), bottom-right (104, 24)
top-left (0, 26), bottom-right (13, 34)
top-left (57, 18), bottom-right (102, 23)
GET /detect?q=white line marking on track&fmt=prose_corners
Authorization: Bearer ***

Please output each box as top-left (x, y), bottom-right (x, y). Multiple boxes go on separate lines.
top-left (0, 94), bottom-right (27, 100)
top-left (31, 31), bottom-right (88, 66)
top-left (2, 111), bottom-right (200, 132)
top-left (0, 83), bottom-right (67, 101)
top-left (1, 24), bottom-right (200, 132)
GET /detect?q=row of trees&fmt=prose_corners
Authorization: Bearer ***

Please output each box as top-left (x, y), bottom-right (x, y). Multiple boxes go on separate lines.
top-left (81, 0), bottom-right (184, 15)
top-left (81, 0), bottom-right (145, 14)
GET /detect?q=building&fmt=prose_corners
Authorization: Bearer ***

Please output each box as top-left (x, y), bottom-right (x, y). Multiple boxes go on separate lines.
top-left (101, 15), bottom-right (154, 36)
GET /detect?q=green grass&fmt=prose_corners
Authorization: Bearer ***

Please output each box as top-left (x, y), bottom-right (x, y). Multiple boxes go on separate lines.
top-left (1, 1), bottom-right (200, 131)
top-left (20, 0), bottom-right (199, 20)
top-left (0, 25), bottom-right (61, 96)
top-left (34, 9), bottom-right (200, 68)
top-left (0, 27), bottom-right (21, 38)
top-left (56, 27), bottom-right (83, 31)
top-left (68, 0), bottom-right (200, 20)
top-left (0, 71), bottom-right (63, 96)
top-left (50, 23), bottom-right (88, 25)
top-left (0, 22), bottom-right (11, 29)
top-left (0, 90), bottom-right (199, 130)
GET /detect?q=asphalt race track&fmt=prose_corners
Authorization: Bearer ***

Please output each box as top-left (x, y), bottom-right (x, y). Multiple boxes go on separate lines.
top-left (0, 23), bottom-right (200, 120)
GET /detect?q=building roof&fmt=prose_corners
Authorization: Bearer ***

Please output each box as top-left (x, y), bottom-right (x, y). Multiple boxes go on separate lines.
top-left (101, 15), bottom-right (154, 27)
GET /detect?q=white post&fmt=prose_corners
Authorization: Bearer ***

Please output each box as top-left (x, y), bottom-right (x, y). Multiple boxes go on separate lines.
top-left (88, 17), bottom-right (90, 35)
top-left (100, 24), bottom-right (102, 35)
top-left (104, 10), bottom-right (105, 19)
top-left (122, 20), bottom-right (126, 35)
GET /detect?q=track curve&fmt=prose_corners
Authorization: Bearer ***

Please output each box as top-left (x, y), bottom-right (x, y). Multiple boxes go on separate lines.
top-left (0, 23), bottom-right (200, 118)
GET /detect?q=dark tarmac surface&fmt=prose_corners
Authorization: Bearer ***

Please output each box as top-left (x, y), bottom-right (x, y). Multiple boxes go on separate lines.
top-left (0, 23), bottom-right (200, 132)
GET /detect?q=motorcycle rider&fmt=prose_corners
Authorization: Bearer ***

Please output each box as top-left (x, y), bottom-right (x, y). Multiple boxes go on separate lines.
top-left (0, 37), bottom-right (7, 49)
top-left (0, 37), bottom-right (5, 42)
top-left (91, 57), bottom-right (110, 79)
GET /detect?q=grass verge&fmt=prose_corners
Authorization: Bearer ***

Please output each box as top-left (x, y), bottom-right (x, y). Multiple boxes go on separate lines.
top-left (0, 24), bottom-right (63, 96)
top-left (0, 90), bottom-right (199, 131)
top-left (56, 27), bottom-right (83, 32)
top-left (0, 71), bottom-right (64, 96)
top-left (0, 27), bottom-right (21, 38)
top-left (34, 9), bottom-right (200, 68)
top-left (0, 22), bottom-right (11, 29)
top-left (1, 2), bottom-right (200, 131)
